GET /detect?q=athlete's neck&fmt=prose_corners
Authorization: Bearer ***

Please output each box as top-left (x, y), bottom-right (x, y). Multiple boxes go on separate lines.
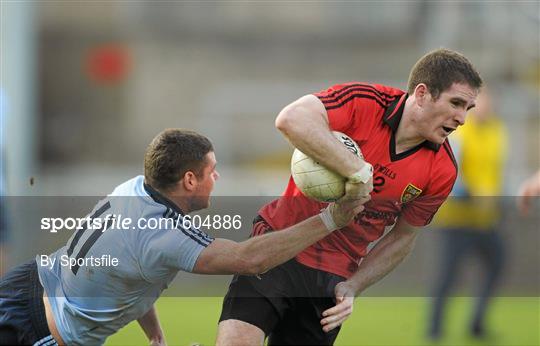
top-left (155, 186), bottom-right (192, 214)
top-left (394, 98), bottom-right (424, 154)
top-left (167, 194), bottom-right (192, 214)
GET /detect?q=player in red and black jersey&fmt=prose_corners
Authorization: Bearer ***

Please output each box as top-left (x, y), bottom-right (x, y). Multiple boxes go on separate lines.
top-left (217, 48), bottom-right (483, 345)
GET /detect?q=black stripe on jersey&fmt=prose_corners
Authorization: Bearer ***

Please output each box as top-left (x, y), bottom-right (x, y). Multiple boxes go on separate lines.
top-left (318, 84), bottom-right (398, 105)
top-left (324, 94), bottom-right (392, 110)
top-left (144, 182), bottom-right (212, 246)
top-left (321, 89), bottom-right (397, 110)
top-left (252, 220), bottom-right (272, 237)
top-left (173, 213), bottom-right (213, 246)
top-left (442, 140), bottom-right (458, 172)
top-left (317, 83), bottom-right (394, 99)
top-left (174, 213), bottom-right (214, 243)
top-left (183, 225), bottom-right (213, 245)
top-left (67, 201), bottom-right (111, 256)
top-left (177, 227), bottom-right (211, 247)
top-left (383, 93), bottom-right (407, 124)
top-left (34, 335), bottom-right (53, 346)
top-left (163, 208), bottom-right (175, 219)
top-left (71, 218), bottom-right (112, 274)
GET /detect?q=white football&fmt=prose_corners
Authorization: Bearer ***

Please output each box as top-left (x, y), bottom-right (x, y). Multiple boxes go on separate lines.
top-left (291, 131), bottom-right (363, 202)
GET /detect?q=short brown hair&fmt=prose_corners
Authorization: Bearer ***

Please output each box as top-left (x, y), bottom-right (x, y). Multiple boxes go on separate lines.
top-left (407, 48), bottom-right (482, 99)
top-left (144, 129), bottom-right (214, 191)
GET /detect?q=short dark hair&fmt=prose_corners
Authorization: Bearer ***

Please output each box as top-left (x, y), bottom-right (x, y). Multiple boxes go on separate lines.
top-left (407, 48), bottom-right (483, 99)
top-left (144, 129), bottom-right (214, 191)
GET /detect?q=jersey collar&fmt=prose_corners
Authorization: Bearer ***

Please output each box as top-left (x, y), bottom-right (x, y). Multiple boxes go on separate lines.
top-left (382, 93), bottom-right (441, 152)
top-left (143, 182), bottom-right (185, 216)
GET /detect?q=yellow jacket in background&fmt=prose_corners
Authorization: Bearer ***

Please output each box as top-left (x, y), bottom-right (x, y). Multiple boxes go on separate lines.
top-left (434, 114), bottom-right (508, 229)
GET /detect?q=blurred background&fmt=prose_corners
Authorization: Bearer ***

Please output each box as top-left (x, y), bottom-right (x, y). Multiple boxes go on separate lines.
top-left (1, 2), bottom-right (539, 345)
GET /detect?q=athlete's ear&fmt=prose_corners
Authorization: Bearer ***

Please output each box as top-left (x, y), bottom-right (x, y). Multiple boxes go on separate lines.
top-left (414, 83), bottom-right (429, 106)
top-left (182, 171), bottom-right (198, 192)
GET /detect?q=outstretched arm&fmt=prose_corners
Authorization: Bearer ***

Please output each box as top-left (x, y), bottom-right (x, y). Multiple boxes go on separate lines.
top-left (192, 197), bottom-right (369, 275)
top-left (321, 217), bottom-right (419, 332)
top-left (137, 305), bottom-right (166, 346)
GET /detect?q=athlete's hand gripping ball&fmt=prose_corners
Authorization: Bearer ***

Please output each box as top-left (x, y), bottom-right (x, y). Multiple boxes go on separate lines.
top-left (341, 161), bottom-right (374, 202)
top-left (292, 132), bottom-right (372, 202)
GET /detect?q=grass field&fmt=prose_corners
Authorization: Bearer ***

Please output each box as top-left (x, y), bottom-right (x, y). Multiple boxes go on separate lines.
top-left (107, 297), bottom-right (539, 346)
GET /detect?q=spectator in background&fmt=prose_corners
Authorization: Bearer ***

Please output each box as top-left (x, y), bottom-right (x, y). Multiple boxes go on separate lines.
top-left (517, 170), bottom-right (540, 215)
top-left (428, 89), bottom-right (508, 340)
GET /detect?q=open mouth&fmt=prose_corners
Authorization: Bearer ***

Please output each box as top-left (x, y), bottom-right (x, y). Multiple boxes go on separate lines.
top-left (442, 126), bottom-right (455, 134)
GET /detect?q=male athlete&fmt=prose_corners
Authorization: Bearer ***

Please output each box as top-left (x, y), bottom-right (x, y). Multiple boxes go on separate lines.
top-left (217, 48), bottom-right (483, 345)
top-left (0, 129), bottom-right (368, 345)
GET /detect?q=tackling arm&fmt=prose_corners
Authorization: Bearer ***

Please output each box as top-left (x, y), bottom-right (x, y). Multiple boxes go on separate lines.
top-left (192, 198), bottom-right (368, 275)
top-left (137, 305), bottom-right (166, 346)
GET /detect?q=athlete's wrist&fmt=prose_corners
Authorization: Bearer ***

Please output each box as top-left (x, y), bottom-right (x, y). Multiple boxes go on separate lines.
top-left (319, 206), bottom-right (338, 232)
top-left (347, 162), bottom-right (373, 184)
top-left (343, 279), bottom-right (362, 296)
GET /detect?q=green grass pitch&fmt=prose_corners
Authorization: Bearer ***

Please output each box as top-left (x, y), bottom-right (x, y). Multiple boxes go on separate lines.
top-left (106, 297), bottom-right (539, 346)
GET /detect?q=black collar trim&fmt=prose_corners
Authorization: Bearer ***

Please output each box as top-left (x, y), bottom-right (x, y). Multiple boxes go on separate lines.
top-left (383, 93), bottom-right (408, 131)
top-left (383, 93), bottom-right (441, 153)
top-left (389, 132), bottom-right (425, 161)
top-left (143, 182), bottom-right (185, 216)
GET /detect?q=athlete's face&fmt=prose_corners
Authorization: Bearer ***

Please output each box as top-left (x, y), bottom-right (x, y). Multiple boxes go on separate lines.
top-left (416, 82), bottom-right (478, 144)
top-left (191, 151), bottom-right (219, 211)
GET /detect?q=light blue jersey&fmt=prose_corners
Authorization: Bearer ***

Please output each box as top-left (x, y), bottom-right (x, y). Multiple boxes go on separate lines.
top-left (36, 176), bottom-right (213, 345)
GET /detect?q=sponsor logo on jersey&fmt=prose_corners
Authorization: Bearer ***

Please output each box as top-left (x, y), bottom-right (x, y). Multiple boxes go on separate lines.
top-left (373, 163), bottom-right (396, 180)
top-left (401, 183), bottom-right (422, 203)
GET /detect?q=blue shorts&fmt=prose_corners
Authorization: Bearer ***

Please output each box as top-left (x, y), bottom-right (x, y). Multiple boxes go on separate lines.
top-left (0, 260), bottom-right (57, 345)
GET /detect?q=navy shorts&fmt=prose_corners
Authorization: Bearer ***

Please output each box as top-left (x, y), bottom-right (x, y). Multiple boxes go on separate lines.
top-left (0, 260), bottom-right (57, 345)
top-left (219, 217), bottom-right (346, 345)
top-left (219, 259), bottom-right (345, 345)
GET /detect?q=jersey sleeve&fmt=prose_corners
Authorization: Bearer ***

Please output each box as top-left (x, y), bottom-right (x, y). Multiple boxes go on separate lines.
top-left (313, 83), bottom-right (358, 131)
top-left (138, 217), bottom-right (214, 280)
top-left (313, 83), bottom-right (397, 139)
top-left (401, 146), bottom-right (457, 227)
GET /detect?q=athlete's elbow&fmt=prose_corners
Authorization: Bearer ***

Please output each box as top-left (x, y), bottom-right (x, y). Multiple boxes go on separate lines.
top-left (275, 105), bottom-right (296, 134)
top-left (276, 96), bottom-right (325, 136)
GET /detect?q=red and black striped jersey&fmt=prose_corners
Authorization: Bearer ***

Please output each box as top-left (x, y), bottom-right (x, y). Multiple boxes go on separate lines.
top-left (257, 82), bottom-right (457, 278)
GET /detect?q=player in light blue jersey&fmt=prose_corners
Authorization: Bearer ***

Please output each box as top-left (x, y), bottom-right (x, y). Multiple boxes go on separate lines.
top-left (0, 129), bottom-right (369, 345)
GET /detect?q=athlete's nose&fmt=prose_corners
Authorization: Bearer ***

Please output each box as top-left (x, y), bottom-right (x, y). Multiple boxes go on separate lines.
top-left (455, 109), bottom-right (466, 126)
